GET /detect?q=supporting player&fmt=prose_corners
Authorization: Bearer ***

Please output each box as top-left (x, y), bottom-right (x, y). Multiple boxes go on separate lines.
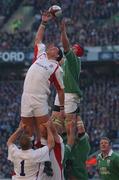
top-left (63, 117), bottom-right (90, 180)
top-left (7, 121), bottom-right (55, 180)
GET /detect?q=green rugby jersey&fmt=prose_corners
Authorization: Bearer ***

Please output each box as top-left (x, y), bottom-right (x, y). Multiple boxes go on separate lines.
top-left (62, 50), bottom-right (82, 97)
top-left (62, 133), bottom-right (90, 180)
top-left (97, 150), bottom-right (119, 180)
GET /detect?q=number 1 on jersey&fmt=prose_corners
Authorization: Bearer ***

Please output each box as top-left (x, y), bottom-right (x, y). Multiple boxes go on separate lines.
top-left (20, 160), bottom-right (25, 176)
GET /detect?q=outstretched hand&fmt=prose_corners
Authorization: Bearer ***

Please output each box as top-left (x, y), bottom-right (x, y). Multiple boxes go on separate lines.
top-left (42, 11), bottom-right (52, 22)
top-left (19, 121), bottom-right (26, 130)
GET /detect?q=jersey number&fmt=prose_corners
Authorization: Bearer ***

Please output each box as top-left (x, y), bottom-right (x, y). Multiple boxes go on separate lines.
top-left (20, 160), bottom-right (25, 176)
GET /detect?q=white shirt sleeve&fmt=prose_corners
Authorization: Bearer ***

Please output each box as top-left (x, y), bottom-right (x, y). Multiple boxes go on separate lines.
top-left (33, 42), bottom-right (46, 63)
top-left (33, 146), bottom-right (50, 163)
top-left (8, 144), bottom-right (18, 162)
top-left (37, 43), bottom-right (46, 57)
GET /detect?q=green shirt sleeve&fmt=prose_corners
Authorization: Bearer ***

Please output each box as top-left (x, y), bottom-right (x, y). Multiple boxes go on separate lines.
top-left (65, 50), bottom-right (81, 74)
top-left (113, 153), bottom-right (119, 168)
top-left (64, 144), bottom-right (72, 161)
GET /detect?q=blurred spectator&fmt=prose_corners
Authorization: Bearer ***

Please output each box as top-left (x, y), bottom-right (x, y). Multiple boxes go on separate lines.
top-left (11, 18), bottom-right (23, 32)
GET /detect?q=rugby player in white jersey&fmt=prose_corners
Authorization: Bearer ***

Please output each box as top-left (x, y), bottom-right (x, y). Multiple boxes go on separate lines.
top-left (7, 121), bottom-right (55, 180)
top-left (21, 11), bottom-right (65, 138)
top-left (34, 120), bottom-right (74, 180)
top-left (35, 120), bottom-right (64, 180)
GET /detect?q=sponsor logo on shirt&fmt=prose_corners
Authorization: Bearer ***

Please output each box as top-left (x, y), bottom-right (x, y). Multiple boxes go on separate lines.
top-left (49, 64), bottom-right (53, 68)
top-left (36, 62), bottom-right (48, 70)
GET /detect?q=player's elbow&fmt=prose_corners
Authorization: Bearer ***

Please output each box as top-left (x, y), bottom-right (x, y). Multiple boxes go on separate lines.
top-left (7, 140), bottom-right (11, 147)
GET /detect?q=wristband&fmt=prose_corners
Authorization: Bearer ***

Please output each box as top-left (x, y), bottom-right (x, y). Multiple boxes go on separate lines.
top-left (60, 105), bottom-right (64, 110)
top-left (77, 121), bottom-right (84, 127)
top-left (41, 21), bottom-right (47, 26)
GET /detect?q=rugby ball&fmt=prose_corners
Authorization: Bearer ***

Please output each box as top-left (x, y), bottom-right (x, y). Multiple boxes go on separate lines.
top-left (49, 5), bottom-right (62, 17)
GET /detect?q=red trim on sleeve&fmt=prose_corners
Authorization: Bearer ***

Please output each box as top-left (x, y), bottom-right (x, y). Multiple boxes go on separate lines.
top-left (33, 45), bottom-right (38, 63)
top-left (12, 171), bottom-right (16, 176)
top-left (54, 142), bottom-right (63, 179)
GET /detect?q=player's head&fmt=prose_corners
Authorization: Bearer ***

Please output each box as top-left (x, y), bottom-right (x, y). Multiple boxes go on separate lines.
top-left (72, 44), bottom-right (84, 57)
top-left (46, 43), bottom-right (61, 60)
top-left (19, 133), bottom-right (32, 150)
top-left (100, 137), bottom-right (111, 153)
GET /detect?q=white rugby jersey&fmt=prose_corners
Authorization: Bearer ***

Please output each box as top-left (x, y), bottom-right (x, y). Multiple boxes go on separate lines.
top-left (33, 43), bottom-right (46, 63)
top-left (8, 144), bottom-right (50, 180)
top-left (38, 136), bottom-right (64, 180)
top-left (23, 43), bottom-right (64, 95)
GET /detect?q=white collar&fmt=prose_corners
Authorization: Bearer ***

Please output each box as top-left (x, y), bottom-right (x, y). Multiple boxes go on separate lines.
top-left (99, 149), bottom-right (113, 159)
top-left (108, 149), bottom-right (113, 156)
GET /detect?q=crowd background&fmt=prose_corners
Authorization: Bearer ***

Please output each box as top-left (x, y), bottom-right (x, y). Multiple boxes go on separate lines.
top-left (0, 0), bottom-right (119, 179)
top-left (0, 0), bottom-right (119, 49)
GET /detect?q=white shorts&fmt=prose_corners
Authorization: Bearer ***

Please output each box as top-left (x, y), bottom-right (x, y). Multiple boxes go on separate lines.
top-left (55, 93), bottom-right (80, 113)
top-left (21, 93), bottom-right (49, 117)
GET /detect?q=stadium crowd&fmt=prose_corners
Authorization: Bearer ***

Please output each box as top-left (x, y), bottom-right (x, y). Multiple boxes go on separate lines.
top-left (0, 0), bottom-right (119, 49)
top-left (80, 75), bottom-right (119, 152)
top-left (0, 81), bottom-right (23, 178)
top-left (0, 30), bottom-right (33, 50)
top-left (0, 74), bottom-right (119, 178)
top-left (0, 0), bottom-right (23, 27)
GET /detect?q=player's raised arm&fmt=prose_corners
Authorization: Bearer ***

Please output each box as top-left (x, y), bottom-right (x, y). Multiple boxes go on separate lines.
top-left (66, 121), bottom-right (75, 147)
top-left (43, 121), bottom-right (55, 151)
top-left (34, 11), bottom-right (52, 45)
top-left (7, 122), bottom-right (25, 147)
top-left (60, 19), bottom-right (70, 52)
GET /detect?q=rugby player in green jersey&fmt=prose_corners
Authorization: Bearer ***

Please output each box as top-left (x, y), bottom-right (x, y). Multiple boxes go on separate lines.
top-left (97, 137), bottom-right (119, 180)
top-left (63, 116), bottom-right (90, 180)
top-left (53, 115), bottom-right (90, 180)
top-left (52, 19), bottom-right (84, 127)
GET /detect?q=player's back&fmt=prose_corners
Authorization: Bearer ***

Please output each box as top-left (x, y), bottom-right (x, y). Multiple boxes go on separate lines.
top-left (12, 149), bottom-right (40, 180)
top-left (8, 144), bottom-right (50, 180)
top-left (38, 136), bottom-right (65, 180)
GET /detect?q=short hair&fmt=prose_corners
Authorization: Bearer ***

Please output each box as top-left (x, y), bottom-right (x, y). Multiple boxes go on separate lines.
top-left (19, 133), bottom-right (32, 150)
top-left (56, 48), bottom-right (63, 62)
top-left (100, 137), bottom-right (111, 145)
